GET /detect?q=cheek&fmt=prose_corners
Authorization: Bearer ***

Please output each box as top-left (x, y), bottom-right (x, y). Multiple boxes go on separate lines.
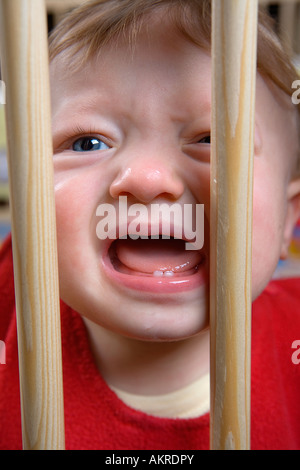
top-left (55, 183), bottom-right (87, 248)
top-left (251, 179), bottom-right (286, 299)
top-left (54, 180), bottom-right (103, 314)
top-left (54, 166), bottom-right (105, 238)
top-left (54, 171), bottom-right (100, 282)
top-left (55, 190), bottom-right (85, 289)
top-left (183, 163), bottom-right (210, 209)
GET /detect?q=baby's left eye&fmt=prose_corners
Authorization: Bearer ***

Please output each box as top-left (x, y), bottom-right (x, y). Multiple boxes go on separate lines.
top-left (72, 136), bottom-right (110, 152)
top-left (198, 135), bottom-right (211, 144)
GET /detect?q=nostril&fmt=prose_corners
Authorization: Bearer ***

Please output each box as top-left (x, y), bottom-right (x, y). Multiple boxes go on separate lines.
top-left (157, 192), bottom-right (182, 202)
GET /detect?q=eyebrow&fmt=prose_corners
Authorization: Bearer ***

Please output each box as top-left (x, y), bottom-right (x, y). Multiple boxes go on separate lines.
top-left (56, 94), bottom-right (107, 116)
top-left (52, 93), bottom-right (111, 133)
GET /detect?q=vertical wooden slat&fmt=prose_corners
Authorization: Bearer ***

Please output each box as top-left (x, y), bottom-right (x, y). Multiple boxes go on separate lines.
top-left (0, 0), bottom-right (65, 450)
top-left (278, 1), bottom-right (297, 58)
top-left (210, 0), bottom-right (258, 450)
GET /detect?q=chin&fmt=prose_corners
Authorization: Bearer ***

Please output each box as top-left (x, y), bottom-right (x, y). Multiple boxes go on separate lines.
top-left (128, 307), bottom-right (209, 342)
top-left (68, 286), bottom-right (209, 343)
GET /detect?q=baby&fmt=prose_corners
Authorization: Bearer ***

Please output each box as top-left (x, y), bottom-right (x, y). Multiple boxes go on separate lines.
top-left (1, 0), bottom-right (300, 450)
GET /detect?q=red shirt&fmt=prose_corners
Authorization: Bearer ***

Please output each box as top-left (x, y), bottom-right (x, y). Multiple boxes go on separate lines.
top-left (0, 235), bottom-right (300, 450)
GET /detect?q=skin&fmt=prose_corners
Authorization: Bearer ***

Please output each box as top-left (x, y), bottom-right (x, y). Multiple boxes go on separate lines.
top-left (50, 17), bottom-right (300, 395)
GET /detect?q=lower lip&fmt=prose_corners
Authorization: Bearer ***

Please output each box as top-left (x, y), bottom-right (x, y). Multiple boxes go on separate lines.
top-left (101, 250), bottom-right (208, 294)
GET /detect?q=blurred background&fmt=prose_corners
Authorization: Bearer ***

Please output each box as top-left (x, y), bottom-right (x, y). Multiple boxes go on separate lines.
top-left (0, 0), bottom-right (299, 278)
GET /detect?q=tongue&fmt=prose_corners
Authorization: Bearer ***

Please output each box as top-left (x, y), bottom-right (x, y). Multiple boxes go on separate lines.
top-left (115, 238), bottom-right (202, 274)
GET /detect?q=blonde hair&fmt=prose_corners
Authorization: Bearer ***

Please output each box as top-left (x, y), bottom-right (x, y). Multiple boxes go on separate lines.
top-left (49, 0), bottom-right (300, 174)
top-left (49, 0), bottom-right (297, 91)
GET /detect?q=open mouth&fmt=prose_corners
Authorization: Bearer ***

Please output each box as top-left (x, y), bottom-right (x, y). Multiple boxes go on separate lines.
top-left (109, 237), bottom-right (203, 276)
top-left (102, 235), bottom-right (207, 293)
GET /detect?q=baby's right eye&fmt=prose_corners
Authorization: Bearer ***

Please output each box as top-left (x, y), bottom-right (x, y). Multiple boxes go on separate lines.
top-left (72, 136), bottom-right (110, 152)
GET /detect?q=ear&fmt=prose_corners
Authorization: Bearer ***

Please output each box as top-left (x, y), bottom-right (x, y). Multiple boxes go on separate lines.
top-left (280, 178), bottom-right (300, 259)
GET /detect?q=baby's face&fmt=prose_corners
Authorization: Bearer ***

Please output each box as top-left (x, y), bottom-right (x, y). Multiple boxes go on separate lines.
top-left (50, 21), bottom-right (298, 341)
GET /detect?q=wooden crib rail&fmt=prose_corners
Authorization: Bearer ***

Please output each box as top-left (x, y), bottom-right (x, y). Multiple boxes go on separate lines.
top-left (210, 0), bottom-right (257, 450)
top-left (0, 0), bottom-right (65, 450)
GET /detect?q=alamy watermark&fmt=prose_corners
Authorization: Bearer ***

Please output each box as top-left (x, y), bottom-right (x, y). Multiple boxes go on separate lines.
top-left (96, 196), bottom-right (204, 250)
top-left (0, 340), bottom-right (5, 365)
top-left (291, 340), bottom-right (300, 365)
top-left (0, 80), bottom-right (5, 105)
top-left (292, 80), bottom-right (300, 105)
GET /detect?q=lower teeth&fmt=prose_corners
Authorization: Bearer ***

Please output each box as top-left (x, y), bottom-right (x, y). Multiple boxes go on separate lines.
top-left (153, 270), bottom-right (174, 277)
top-left (153, 271), bottom-right (164, 277)
top-left (153, 265), bottom-right (200, 277)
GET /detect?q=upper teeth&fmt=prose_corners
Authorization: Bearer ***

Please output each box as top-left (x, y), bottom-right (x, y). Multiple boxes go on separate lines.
top-left (153, 270), bottom-right (174, 277)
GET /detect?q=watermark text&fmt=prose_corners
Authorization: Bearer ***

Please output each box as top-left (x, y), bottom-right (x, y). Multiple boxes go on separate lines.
top-left (292, 80), bottom-right (300, 105)
top-left (0, 80), bottom-right (5, 105)
top-left (0, 340), bottom-right (6, 365)
top-left (96, 196), bottom-right (204, 250)
top-left (291, 340), bottom-right (300, 365)
top-left (105, 453), bottom-right (194, 466)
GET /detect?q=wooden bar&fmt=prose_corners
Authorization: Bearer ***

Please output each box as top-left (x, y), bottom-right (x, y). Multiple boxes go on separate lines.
top-left (210, 0), bottom-right (258, 450)
top-left (0, 0), bottom-right (65, 450)
top-left (278, 1), bottom-right (297, 57)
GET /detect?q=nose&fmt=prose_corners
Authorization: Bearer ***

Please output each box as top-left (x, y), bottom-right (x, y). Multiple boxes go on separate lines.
top-left (110, 158), bottom-right (185, 203)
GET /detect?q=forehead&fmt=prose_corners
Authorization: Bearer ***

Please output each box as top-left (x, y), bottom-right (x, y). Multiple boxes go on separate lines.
top-left (52, 14), bottom-right (204, 71)
top-left (50, 22), bottom-right (212, 114)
